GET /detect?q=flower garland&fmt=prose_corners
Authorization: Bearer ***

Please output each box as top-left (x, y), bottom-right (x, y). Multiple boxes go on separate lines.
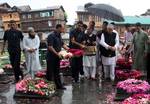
top-left (117, 79), bottom-right (150, 93)
top-left (116, 70), bottom-right (142, 79)
top-left (16, 78), bottom-right (55, 96)
top-left (68, 49), bottom-right (84, 57)
top-left (122, 94), bottom-right (150, 104)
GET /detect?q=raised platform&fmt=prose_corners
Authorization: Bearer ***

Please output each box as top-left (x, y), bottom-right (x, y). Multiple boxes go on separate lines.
top-left (0, 74), bottom-right (12, 84)
top-left (114, 93), bottom-right (130, 101)
top-left (14, 91), bottom-right (55, 99)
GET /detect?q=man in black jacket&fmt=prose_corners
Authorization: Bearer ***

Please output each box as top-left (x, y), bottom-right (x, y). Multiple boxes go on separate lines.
top-left (1, 20), bottom-right (23, 82)
top-left (46, 24), bottom-right (69, 90)
top-left (69, 21), bottom-right (85, 83)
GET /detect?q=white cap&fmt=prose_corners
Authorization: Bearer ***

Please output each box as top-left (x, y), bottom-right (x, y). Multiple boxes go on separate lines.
top-left (28, 27), bottom-right (34, 32)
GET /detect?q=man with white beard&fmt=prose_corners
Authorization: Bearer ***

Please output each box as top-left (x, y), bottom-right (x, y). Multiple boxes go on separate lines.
top-left (99, 24), bottom-right (119, 82)
top-left (23, 27), bottom-right (41, 78)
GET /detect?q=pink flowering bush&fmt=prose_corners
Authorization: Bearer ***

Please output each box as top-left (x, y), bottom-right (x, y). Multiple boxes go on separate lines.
top-left (16, 78), bottom-right (29, 92)
top-left (16, 78), bottom-right (55, 96)
top-left (116, 70), bottom-right (142, 80)
top-left (122, 94), bottom-right (150, 104)
top-left (117, 79), bottom-right (150, 93)
top-left (116, 57), bottom-right (132, 69)
top-left (60, 59), bottom-right (70, 69)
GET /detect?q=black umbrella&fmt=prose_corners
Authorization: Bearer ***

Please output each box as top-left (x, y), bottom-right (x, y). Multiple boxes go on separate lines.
top-left (87, 4), bottom-right (124, 22)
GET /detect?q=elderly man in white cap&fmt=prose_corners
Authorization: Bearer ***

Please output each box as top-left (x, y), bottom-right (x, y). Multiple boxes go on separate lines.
top-left (99, 24), bottom-right (119, 82)
top-left (23, 27), bottom-right (41, 78)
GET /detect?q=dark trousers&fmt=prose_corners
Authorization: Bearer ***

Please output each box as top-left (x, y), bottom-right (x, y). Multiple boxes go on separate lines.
top-left (71, 56), bottom-right (83, 82)
top-left (8, 49), bottom-right (23, 81)
top-left (79, 56), bottom-right (84, 75)
top-left (46, 58), bottom-right (63, 88)
top-left (147, 53), bottom-right (150, 81)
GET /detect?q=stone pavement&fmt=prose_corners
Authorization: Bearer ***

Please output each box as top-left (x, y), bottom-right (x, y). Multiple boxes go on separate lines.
top-left (0, 76), bottom-right (120, 104)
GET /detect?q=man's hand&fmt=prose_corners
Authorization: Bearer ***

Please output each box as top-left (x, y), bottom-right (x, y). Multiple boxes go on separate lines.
top-left (63, 44), bottom-right (69, 51)
top-left (109, 46), bottom-right (116, 51)
top-left (28, 48), bottom-right (33, 53)
top-left (108, 46), bottom-right (112, 50)
top-left (80, 45), bottom-right (86, 49)
top-left (31, 48), bottom-right (36, 52)
top-left (28, 48), bottom-right (36, 53)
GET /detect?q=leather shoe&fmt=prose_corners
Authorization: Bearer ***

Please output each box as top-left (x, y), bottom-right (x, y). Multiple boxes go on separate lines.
top-left (57, 86), bottom-right (66, 90)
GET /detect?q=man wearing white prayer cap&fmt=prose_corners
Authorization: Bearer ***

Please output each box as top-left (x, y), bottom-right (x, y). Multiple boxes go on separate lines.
top-left (23, 27), bottom-right (41, 78)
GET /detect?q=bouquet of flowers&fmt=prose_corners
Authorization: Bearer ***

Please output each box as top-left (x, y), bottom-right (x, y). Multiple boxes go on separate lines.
top-left (60, 59), bottom-right (70, 69)
top-left (117, 79), bottom-right (150, 94)
top-left (58, 51), bottom-right (73, 59)
top-left (16, 78), bottom-right (55, 96)
top-left (122, 94), bottom-right (150, 104)
top-left (35, 70), bottom-right (46, 78)
top-left (68, 49), bottom-right (84, 57)
top-left (116, 70), bottom-right (142, 80)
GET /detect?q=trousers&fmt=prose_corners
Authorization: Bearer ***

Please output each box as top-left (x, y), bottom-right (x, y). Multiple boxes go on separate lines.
top-left (8, 49), bottom-right (23, 81)
top-left (46, 57), bottom-right (63, 88)
top-left (83, 66), bottom-right (96, 78)
top-left (103, 65), bottom-right (115, 81)
top-left (71, 56), bottom-right (83, 82)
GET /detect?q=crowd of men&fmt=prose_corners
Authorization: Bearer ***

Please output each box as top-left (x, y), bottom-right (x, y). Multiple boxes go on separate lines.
top-left (1, 20), bottom-right (150, 90)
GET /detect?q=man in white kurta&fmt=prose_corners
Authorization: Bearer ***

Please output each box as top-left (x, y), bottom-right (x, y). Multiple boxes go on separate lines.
top-left (99, 24), bottom-right (119, 81)
top-left (23, 27), bottom-right (41, 78)
top-left (83, 28), bottom-right (97, 79)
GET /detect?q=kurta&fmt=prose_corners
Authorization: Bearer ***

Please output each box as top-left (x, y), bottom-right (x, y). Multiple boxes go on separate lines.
top-left (99, 31), bottom-right (119, 81)
top-left (124, 31), bottom-right (133, 45)
top-left (132, 30), bottom-right (149, 71)
top-left (83, 30), bottom-right (97, 78)
top-left (83, 30), bottom-right (96, 67)
top-left (99, 32), bottom-right (119, 65)
top-left (23, 35), bottom-right (41, 73)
